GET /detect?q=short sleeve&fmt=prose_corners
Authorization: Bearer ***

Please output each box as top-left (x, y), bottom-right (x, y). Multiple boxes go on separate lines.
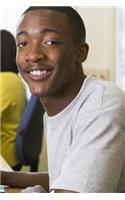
top-left (51, 112), bottom-right (125, 192)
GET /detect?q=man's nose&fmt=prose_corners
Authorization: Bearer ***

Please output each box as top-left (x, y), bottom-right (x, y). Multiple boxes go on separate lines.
top-left (25, 46), bottom-right (46, 62)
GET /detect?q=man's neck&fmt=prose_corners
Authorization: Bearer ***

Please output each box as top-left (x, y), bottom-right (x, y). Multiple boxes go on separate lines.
top-left (40, 74), bottom-right (86, 117)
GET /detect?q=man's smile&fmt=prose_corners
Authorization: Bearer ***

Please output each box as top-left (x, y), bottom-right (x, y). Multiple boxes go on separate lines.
top-left (26, 68), bottom-right (54, 81)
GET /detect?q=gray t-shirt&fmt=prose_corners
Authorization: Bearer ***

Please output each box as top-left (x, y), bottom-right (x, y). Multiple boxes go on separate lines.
top-left (44, 77), bottom-right (125, 192)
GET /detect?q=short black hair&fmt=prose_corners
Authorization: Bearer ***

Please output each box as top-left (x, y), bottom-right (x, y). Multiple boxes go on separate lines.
top-left (22, 6), bottom-right (86, 42)
top-left (1, 29), bottom-right (18, 73)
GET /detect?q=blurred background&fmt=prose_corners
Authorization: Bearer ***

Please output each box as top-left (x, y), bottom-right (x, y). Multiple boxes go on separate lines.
top-left (1, 6), bottom-right (125, 172)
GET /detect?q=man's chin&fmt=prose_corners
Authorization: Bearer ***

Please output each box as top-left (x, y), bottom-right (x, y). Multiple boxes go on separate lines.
top-left (29, 89), bottom-right (42, 97)
top-left (30, 89), bottom-right (48, 98)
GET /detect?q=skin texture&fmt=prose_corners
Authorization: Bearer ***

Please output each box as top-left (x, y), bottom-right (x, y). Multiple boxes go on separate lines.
top-left (16, 9), bottom-right (89, 116)
top-left (1, 9), bottom-right (89, 193)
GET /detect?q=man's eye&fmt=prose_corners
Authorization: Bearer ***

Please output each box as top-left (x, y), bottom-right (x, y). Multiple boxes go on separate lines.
top-left (17, 41), bottom-right (28, 48)
top-left (44, 40), bottom-right (61, 46)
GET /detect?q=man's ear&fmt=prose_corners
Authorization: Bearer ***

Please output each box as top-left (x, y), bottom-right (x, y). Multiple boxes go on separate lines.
top-left (75, 42), bottom-right (89, 64)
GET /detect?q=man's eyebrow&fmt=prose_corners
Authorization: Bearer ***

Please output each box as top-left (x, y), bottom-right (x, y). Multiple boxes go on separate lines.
top-left (41, 28), bottom-right (62, 35)
top-left (16, 28), bottom-right (62, 37)
top-left (16, 31), bottom-right (28, 37)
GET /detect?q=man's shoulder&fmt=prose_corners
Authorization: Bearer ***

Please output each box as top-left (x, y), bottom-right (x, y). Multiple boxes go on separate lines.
top-left (82, 77), bottom-right (125, 107)
top-left (75, 77), bottom-right (125, 126)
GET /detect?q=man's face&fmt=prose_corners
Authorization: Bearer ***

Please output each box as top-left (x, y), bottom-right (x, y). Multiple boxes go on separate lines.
top-left (16, 9), bottom-right (80, 97)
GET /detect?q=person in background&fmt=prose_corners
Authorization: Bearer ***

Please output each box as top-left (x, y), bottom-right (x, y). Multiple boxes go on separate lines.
top-left (0, 29), bottom-right (27, 171)
top-left (1, 7), bottom-right (125, 192)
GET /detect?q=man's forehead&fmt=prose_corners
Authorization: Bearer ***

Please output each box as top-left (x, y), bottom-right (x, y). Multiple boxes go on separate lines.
top-left (17, 9), bottom-right (71, 35)
top-left (21, 9), bottom-right (69, 24)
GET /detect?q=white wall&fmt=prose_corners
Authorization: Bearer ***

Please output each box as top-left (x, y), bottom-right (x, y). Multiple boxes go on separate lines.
top-left (1, 7), bottom-right (28, 36)
top-left (77, 7), bottom-right (116, 82)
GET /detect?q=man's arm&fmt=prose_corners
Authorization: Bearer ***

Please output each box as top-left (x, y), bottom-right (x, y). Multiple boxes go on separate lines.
top-left (1, 171), bottom-right (77, 193)
top-left (1, 171), bottom-right (49, 192)
top-left (55, 189), bottom-right (77, 193)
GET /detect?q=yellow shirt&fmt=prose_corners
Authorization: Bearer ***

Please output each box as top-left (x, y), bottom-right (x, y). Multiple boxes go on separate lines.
top-left (0, 72), bottom-right (27, 167)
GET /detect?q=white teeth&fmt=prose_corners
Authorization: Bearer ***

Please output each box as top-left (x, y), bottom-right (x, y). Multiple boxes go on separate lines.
top-left (30, 70), bottom-right (47, 76)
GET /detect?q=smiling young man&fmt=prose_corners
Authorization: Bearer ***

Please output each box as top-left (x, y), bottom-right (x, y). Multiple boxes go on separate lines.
top-left (1, 6), bottom-right (125, 193)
